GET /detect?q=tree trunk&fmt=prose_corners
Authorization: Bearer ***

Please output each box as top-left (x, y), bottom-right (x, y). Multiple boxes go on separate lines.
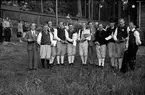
top-left (77, 0), bottom-right (82, 17)
top-left (88, 0), bottom-right (91, 20)
top-left (41, 0), bottom-right (43, 13)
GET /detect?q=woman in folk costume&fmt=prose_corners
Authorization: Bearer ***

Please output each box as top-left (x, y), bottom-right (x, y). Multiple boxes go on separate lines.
top-left (113, 19), bottom-right (128, 70)
top-left (66, 23), bottom-right (77, 65)
top-left (78, 22), bottom-right (91, 65)
top-left (94, 23), bottom-right (107, 68)
top-left (47, 21), bottom-right (57, 67)
top-left (37, 24), bottom-right (53, 69)
top-left (126, 22), bottom-right (141, 71)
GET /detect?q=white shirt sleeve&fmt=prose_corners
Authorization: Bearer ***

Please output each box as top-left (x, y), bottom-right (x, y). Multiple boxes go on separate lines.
top-left (65, 29), bottom-right (73, 42)
top-left (54, 28), bottom-right (61, 41)
top-left (49, 32), bottom-right (53, 44)
top-left (113, 28), bottom-right (118, 41)
top-left (85, 29), bottom-right (91, 40)
top-left (37, 32), bottom-right (42, 45)
top-left (77, 29), bottom-right (81, 40)
top-left (134, 31), bottom-right (142, 45)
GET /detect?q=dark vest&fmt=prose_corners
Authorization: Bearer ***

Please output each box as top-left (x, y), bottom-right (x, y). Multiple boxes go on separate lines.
top-left (57, 27), bottom-right (66, 41)
top-left (41, 31), bottom-right (51, 45)
top-left (68, 29), bottom-right (75, 44)
top-left (117, 26), bottom-right (128, 42)
top-left (68, 29), bottom-right (75, 39)
top-left (128, 30), bottom-right (137, 47)
top-left (95, 30), bottom-right (107, 45)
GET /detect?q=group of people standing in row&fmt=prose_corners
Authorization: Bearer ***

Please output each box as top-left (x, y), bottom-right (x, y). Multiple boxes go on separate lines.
top-left (0, 17), bottom-right (30, 43)
top-left (0, 17), bottom-right (142, 73)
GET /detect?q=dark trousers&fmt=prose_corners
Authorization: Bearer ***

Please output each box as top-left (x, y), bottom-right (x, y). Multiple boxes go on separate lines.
top-left (88, 44), bottom-right (96, 64)
top-left (28, 48), bottom-right (38, 69)
top-left (4, 28), bottom-right (11, 42)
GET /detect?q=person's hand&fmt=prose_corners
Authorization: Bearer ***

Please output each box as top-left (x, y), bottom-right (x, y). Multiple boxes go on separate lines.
top-left (95, 41), bottom-right (100, 45)
top-left (80, 38), bottom-right (86, 42)
top-left (60, 40), bottom-right (65, 43)
top-left (27, 39), bottom-right (33, 42)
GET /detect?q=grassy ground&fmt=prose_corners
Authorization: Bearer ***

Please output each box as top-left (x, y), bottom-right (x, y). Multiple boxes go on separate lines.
top-left (0, 41), bottom-right (145, 95)
top-left (0, 26), bottom-right (145, 95)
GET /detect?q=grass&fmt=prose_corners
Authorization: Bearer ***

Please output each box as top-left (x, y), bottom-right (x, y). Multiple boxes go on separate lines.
top-left (0, 40), bottom-right (145, 95)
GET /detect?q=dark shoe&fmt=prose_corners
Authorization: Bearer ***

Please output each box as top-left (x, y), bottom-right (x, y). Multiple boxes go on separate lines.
top-left (61, 63), bottom-right (65, 66)
top-left (47, 60), bottom-right (50, 69)
top-left (28, 68), bottom-right (33, 71)
top-left (33, 68), bottom-right (37, 70)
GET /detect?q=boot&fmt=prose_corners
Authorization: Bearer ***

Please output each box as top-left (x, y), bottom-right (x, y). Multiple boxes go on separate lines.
top-left (47, 60), bottom-right (50, 69)
top-left (41, 59), bottom-right (45, 68)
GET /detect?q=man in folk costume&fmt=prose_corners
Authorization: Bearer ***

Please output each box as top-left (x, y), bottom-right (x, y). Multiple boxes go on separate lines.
top-left (94, 24), bottom-right (107, 67)
top-left (113, 19), bottom-right (128, 70)
top-left (126, 22), bottom-right (141, 71)
top-left (87, 21), bottom-right (96, 65)
top-left (66, 23), bottom-right (78, 65)
top-left (24, 23), bottom-right (39, 70)
top-left (37, 24), bottom-right (53, 69)
top-left (105, 20), bottom-right (117, 68)
top-left (47, 21), bottom-right (57, 67)
top-left (55, 22), bottom-right (67, 65)
top-left (78, 22), bottom-right (91, 65)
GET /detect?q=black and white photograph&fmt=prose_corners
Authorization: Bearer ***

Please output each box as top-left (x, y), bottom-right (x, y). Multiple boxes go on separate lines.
top-left (0, 0), bottom-right (145, 95)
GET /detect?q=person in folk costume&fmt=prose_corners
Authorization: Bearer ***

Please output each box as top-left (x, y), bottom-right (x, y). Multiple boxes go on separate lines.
top-left (17, 20), bottom-right (23, 42)
top-left (78, 22), bottom-right (91, 65)
top-left (87, 21), bottom-right (96, 65)
top-left (94, 23), bottom-right (107, 68)
top-left (55, 22), bottom-right (68, 65)
top-left (23, 23), bottom-right (39, 70)
top-left (2, 17), bottom-right (12, 43)
top-left (37, 24), bottom-right (53, 69)
top-left (113, 19), bottom-right (128, 70)
top-left (126, 22), bottom-right (141, 71)
top-left (105, 20), bottom-right (117, 68)
top-left (47, 21), bottom-right (57, 67)
top-left (66, 23), bottom-right (78, 65)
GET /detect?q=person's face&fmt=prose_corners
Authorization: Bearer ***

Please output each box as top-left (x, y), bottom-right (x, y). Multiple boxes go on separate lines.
top-left (89, 22), bottom-right (93, 28)
top-left (6, 17), bottom-right (9, 20)
top-left (99, 24), bottom-right (103, 30)
top-left (110, 22), bottom-right (115, 27)
top-left (69, 25), bottom-right (74, 30)
top-left (25, 22), bottom-right (27, 25)
top-left (119, 19), bottom-right (125, 26)
top-left (59, 22), bottom-right (64, 28)
top-left (95, 22), bottom-right (99, 27)
top-left (48, 21), bottom-right (52, 27)
top-left (43, 25), bottom-right (48, 32)
top-left (82, 23), bottom-right (86, 29)
top-left (31, 24), bottom-right (36, 30)
top-left (129, 23), bottom-right (135, 30)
